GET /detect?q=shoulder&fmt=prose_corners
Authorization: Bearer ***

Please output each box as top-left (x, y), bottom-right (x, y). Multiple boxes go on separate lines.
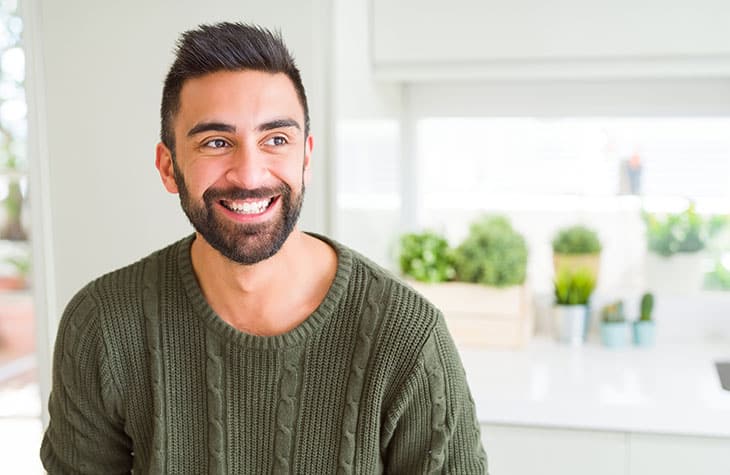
top-left (316, 233), bottom-right (446, 362)
top-left (86, 236), bottom-right (190, 300)
top-left (320, 233), bottom-right (443, 332)
top-left (59, 235), bottom-right (192, 335)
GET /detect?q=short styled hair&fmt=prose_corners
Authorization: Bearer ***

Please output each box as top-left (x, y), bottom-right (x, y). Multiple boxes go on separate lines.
top-left (160, 22), bottom-right (310, 153)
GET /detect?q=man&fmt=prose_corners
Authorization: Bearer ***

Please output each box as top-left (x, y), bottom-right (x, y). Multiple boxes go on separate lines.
top-left (41, 22), bottom-right (487, 473)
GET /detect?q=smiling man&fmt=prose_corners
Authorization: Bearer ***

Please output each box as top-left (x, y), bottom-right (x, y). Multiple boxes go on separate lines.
top-left (41, 23), bottom-right (487, 474)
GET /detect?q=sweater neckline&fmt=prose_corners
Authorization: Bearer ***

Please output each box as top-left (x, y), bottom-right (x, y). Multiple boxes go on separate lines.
top-left (177, 232), bottom-right (353, 350)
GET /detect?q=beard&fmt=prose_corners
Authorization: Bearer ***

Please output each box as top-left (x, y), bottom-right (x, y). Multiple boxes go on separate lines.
top-left (173, 162), bottom-right (304, 265)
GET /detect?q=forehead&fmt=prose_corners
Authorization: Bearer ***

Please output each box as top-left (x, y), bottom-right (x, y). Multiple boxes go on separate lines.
top-left (176, 70), bottom-right (304, 130)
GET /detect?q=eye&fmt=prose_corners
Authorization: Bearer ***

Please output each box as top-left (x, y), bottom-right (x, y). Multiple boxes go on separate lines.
top-left (203, 138), bottom-right (230, 149)
top-left (264, 135), bottom-right (288, 146)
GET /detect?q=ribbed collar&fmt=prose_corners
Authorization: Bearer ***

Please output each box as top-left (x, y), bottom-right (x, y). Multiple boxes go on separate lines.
top-left (177, 232), bottom-right (353, 350)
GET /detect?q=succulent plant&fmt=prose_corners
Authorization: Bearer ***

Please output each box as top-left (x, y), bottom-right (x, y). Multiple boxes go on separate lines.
top-left (554, 268), bottom-right (596, 306)
top-left (552, 225), bottom-right (602, 255)
top-left (601, 300), bottom-right (626, 323)
top-left (639, 292), bottom-right (654, 322)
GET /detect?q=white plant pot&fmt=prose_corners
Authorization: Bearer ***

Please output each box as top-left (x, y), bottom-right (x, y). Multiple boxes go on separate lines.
top-left (645, 252), bottom-right (706, 295)
top-left (553, 305), bottom-right (588, 346)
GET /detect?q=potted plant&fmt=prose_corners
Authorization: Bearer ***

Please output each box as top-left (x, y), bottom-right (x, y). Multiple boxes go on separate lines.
top-left (398, 230), bottom-right (455, 283)
top-left (705, 260), bottom-right (730, 291)
top-left (553, 268), bottom-right (596, 345)
top-left (452, 215), bottom-right (528, 288)
top-left (632, 292), bottom-right (655, 347)
top-left (600, 300), bottom-right (629, 348)
top-left (402, 215), bottom-right (533, 348)
top-left (643, 204), bottom-right (725, 294)
top-left (552, 225), bottom-right (602, 282)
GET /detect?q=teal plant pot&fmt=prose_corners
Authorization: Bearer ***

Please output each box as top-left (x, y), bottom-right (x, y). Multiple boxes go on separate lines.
top-left (633, 320), bottom-right (656, 347)
top-left (600, 322), bottom-right (629, 348)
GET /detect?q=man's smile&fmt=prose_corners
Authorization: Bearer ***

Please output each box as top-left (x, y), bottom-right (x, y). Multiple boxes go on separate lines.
top-left (216, 194), bottom-right (281, 221)
top-left (219, 196), bottom-right (276, 215)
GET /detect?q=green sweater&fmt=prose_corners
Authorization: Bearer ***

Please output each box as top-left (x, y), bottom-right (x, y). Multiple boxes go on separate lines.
top-left (41, 235), bottom-right (487, 474)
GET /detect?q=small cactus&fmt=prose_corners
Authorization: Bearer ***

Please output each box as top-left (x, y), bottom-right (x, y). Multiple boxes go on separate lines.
top-left (640, 292), bottom-right (654, 322)
top-left (601, 300), bottom-right (625, 323)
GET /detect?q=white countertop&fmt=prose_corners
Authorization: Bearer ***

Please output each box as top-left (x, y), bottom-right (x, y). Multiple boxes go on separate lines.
top-left (460, 338), bottom-right (730, 437)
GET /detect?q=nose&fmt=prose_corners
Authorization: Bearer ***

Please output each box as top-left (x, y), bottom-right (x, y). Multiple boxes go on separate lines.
top-left (224, 144), bottom-right (268, 189)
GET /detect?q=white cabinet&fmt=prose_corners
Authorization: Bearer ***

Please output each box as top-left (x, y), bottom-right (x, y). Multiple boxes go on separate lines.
top-left (372, 0), bottom-right (730, 80)
top-left (481, 424), bottom-right (730, 475)
top-left (481, 424), bottom-right (626, 475)
top-left (629, 433), bottom-right (730, 475)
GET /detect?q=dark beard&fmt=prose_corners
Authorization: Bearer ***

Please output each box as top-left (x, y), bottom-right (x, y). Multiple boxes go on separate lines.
top-left (173, 162), bottom-right (304, 265)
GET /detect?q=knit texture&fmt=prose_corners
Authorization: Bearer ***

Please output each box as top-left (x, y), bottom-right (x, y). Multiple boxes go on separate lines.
top-left (41, 234), bottom-right (487, 474)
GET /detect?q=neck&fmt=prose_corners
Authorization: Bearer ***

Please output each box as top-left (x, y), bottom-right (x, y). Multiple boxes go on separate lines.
top-left (189, 229), bottom-right (337, 336)
top-left (191, 229), bottom-right (304, 293)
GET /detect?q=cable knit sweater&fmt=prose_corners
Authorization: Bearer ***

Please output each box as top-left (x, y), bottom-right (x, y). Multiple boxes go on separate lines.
top-left (40, 234), bottom-right (487, 474)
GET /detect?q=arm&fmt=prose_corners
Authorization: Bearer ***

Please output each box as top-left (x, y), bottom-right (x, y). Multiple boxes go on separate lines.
top-left (40, 289), bottom-right (133, 474)
top-left (382, 316), bottom-right (488, 474)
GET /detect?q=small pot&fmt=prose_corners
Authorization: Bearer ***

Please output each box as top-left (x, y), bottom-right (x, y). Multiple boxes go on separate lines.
top-left (600, 322), bottom-right (629, 348)
top-left (633, 320), bottom-right (656, 347)
top-left (553, 305), bottom-right (588, 346)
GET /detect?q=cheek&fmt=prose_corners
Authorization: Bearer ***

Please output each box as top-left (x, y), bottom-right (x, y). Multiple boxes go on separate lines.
top-left (268, 159), bottom-right (305, 187)
top-left (184, 167), bottom-right (222, 196)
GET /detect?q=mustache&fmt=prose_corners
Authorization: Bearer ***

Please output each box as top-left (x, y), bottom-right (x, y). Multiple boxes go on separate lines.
top-left (203, 183), bottom-right (291, 202)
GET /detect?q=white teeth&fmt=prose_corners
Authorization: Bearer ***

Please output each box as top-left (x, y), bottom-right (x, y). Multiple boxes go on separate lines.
top-left (223, 198), bottom-right (271, 214)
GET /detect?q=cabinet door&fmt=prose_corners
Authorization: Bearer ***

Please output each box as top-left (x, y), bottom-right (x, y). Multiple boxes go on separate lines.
top-left (373, 0), bottom-right (730, 64)
top-left (481, 424), bottom-right (627, 475)
top-left (629, 433), bottom-right (730, 475)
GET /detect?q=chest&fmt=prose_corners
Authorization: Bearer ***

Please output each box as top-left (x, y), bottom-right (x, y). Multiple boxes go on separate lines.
top-left (126, 334), bottom-right (390, 473)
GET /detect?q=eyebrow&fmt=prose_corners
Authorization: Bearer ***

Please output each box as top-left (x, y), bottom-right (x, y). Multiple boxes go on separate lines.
top-left (187, 121), bottom-right (236, 137)
top-left (256, 119), bottom-right (301, 132)
top-left (186, 118), bottom-right (302, 138)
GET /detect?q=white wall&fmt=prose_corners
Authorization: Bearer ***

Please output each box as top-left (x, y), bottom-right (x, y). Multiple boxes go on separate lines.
top-left (26, 0), bottom-right (333, 424)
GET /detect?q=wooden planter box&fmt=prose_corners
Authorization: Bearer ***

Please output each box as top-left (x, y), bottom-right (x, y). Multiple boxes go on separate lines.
top-left (408, 281), bottom-right (534, 348)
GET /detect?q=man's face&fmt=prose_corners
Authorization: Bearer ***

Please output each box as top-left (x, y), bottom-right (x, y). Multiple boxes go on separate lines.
top-left (156, 70), bottom-right (312, 265)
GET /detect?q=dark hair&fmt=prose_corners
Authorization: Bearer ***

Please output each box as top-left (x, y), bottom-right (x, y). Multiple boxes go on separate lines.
top-left (160, 22), bottom-right (310, 153)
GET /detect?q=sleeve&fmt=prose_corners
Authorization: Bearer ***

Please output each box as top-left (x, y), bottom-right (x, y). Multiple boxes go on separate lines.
top-left (381, 316), bottom-right (488, 474)
top-left (40, 289), bottom-right (133, 474)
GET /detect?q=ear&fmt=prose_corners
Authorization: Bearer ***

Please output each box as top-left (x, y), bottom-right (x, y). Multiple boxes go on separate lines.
top-left (303, 134), bottom-right (314, 186)
top-left (156, 142), bottom-right (179, 194)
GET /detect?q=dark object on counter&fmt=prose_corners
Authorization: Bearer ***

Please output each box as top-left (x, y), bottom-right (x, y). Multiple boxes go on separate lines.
top-left (715, 361), bottom-right (730, 391)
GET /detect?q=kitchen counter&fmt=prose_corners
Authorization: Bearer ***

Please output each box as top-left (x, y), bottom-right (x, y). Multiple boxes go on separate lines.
top-left (460, 337), bottom-right (730, 437)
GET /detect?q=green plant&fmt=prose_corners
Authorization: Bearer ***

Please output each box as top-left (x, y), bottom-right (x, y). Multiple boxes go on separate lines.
top-left (639, 292), bottom-right (654, 321)
top-left (6, 254), bottom-right (29, 275)
top-left (552, 225), bottom-right (602, 254)
top-left (642, 204), bottom-right (726, 257)
top-left (553, 268), bottom-right (596, 305)
top-left (600, 300), bottom-right (626, 323)
top-left (452, 215), bottom-right (528, 287)
top-left (398, 230), bottom-right (455, 283)
top-left (704, 260), bottom-right (730, 291)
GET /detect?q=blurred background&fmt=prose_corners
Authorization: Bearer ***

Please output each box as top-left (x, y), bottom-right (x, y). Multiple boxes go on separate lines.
top-left (3, 0), bottom-right (730, 473)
